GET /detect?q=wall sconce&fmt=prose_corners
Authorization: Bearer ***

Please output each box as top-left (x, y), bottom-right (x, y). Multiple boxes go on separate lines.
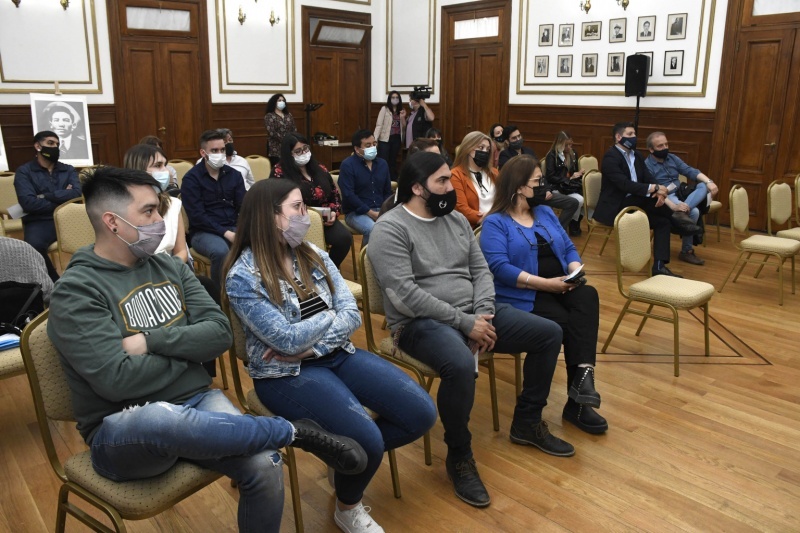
top-left (618, 0), bottom-right (630, 9)
top-left (238, 6), bottom-right (246, 25)
top-left (578, 0), bottom-right (591, 14)
top-left (269, 9), bottom-right (280, 26)
top-left (60, 0), bottom-right (69, 9)
top-left (11, 0), bottom-right (21, 6)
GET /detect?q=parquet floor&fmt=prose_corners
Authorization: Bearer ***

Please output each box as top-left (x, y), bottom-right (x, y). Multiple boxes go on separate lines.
top-left (2, 227), bottom-right (799, 532)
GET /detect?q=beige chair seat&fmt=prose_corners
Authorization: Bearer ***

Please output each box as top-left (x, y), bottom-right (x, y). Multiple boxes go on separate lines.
top-left (379, 338), bottom-right (436, 375)
top-left (629, 277), bottom-right (716, 309)
top-left (344, 279), bottom-right (362, 301)
top-left (776, 227), bottom-right (800, 241)
top-left (63, 452), bottom-right (221, 520)
top-left (2, 218), bottom-right (23, 233)
top-left (0, 347), bottom-right (23, 378)
top-left (740, 235), bottom-right (800, 255)
top-left (707, 200), bottom-right (722, 214)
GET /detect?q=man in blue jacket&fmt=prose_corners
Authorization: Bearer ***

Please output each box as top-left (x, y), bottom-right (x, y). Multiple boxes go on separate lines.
top-left (13, 130), bottom-right (82, 281)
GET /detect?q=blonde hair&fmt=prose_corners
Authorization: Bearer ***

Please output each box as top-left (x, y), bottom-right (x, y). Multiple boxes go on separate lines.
top-left (452, 131), bottom-right (494, 173)
top-left (547, 131), bottom-right (575, 169)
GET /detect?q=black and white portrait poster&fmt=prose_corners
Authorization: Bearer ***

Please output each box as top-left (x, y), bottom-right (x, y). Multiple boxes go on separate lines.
top-left (29, 93), bottom-right (94, 167)
top-left (0, 125), bottom-right (8, 172)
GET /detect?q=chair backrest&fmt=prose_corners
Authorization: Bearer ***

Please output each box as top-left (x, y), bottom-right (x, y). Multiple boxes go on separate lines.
top-left (54, 198), bottom-right (93, 255)
top-left (0, 173), bottom-right (19, 218)
top-left (795, 173), bottom-right (800, 228)
top-left (168, 160), bottom-right (193, 188)
top-left (729, 185), bottom-right (750, 240)
top-left (220, 299), bottom-right (254, 411)
top-left (306, 209), bottom-right (326, 249)
top-left (578, 154), bottom-right (598, 173)
top-left (767, 180), bottom-right (792, 234)
top-left (583, 170), bottom-right (602, 218)
top-left (246, 155), bottom-right (271, 181)
top-left (614, 207), bottom-right (652, 278)
top-left (358, 246), bottom-right (386, 354)
top-left (540, 157), bottom-right (547, 175)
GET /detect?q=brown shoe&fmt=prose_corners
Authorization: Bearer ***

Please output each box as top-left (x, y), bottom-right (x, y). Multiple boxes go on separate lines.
top-left (678, 250), bottom-right (705, 265)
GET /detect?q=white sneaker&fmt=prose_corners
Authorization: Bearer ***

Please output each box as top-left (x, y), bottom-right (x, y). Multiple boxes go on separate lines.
top-left (334, 502), bottom-right (384, 533)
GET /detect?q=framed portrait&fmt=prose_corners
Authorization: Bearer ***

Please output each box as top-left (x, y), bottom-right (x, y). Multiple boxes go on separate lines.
top-left (667, 13), bottom-right (687, 40)
top-left (539, 24), bottom-right (554, 46)
top-left (636, 52), bottom-right (654, 76)
top-left (557, 55), bottom-right (573, 77)
top-left (0, 125), bottom-right (8, 172)
top-left (558, 24), bottom-right (574, 47)
top-left (581, 54), bottom-right (598, 77)
top-left (534, 56), bottom-right (549, 77)
top-left (29, 93), bottom-right (94, 167)
top-left (607, 52), bottom-right (625, 76)
top-left (609, 18), bottom-right (626, 43)
top-left (664, 50), bottom-right (684, 76)
top-left (637, 16), bottom-right (656, 42)
top-left (581, 21), bottom-right (602, 41)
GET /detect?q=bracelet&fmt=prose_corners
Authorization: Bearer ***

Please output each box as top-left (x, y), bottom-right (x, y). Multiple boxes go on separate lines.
top-left (525, 274), bottom-right (531, 288)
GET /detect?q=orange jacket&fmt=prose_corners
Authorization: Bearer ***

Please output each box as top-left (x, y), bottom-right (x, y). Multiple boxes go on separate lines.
top-left (450, 165), bottom-right (499, 228)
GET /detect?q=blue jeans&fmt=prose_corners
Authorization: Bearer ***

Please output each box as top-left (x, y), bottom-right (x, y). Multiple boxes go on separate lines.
top-left (253, 348), bottom-right (436, 505)
top-left (398, 303), bottom-right (562, 460)
top-left (344, 212), bottom-right (376, 245)
top-left (90, 389), bottom-right (294, 533)
top-left (669, 182), bottom-right (706, 252)
top-left (191, 231), bottom-right (232, 287)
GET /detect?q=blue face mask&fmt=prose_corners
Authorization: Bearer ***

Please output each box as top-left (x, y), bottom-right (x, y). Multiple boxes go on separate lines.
top-left (362, 146), bottom-right (378, 161)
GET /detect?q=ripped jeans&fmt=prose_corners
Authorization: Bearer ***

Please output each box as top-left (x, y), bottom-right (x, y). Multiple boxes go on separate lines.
top-left (90, 389), bottom-right (293, 533)
top-left (253, 348), bottom-right (437, 505)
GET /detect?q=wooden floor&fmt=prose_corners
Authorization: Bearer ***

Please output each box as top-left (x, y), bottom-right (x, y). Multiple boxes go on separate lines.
top-left (2, 226), bottom-right (800, 532)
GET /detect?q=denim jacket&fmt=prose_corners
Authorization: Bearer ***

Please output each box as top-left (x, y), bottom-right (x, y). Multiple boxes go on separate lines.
top-left (225, 243), bottom-right (360, 379)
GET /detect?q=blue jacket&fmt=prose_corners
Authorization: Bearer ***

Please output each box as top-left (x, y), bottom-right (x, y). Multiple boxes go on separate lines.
top-left (181, 162), bottom-right (245, 239)
top-left (225, 244), bottom-right (360, 379)
top-left (480, 206), bottom-right (581, 312)
top-left (338, 154), bottom-right (392, 215)
top-left (13, 159), bottom-right (82, 223)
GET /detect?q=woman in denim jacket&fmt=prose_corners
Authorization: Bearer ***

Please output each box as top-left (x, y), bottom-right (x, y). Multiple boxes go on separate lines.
top-left (224, 179), bottom-right (436, 533)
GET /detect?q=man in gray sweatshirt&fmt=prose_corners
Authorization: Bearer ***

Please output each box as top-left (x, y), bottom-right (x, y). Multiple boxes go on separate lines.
top-left (368, 152), bottom-right (570, 509)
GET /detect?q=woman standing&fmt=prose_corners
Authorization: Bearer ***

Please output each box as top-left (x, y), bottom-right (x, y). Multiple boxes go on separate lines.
top-left (264, 93), bottom-right (297, 167)
top-left (271, 133), bottom-right (353, 268)
top-left (544, 131), bottom-right (585, 236)
top-left (224, 179), bottom-right (436, 533)
top-left (450, 131), bottom-right (497, 228)
top-left (480, 155), bottom-right (606, 435)
top-left (488, 123), bottom-right (505, 169)
top-left (373, 91), bottom-right (406, 181)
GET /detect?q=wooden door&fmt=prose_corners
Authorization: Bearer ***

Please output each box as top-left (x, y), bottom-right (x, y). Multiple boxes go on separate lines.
top-left (720, 29), bottom-right (800, 228)
top-left (109, 0), bottom-right (209, 161)
top-left (441, 1), bottom-right (510, 154)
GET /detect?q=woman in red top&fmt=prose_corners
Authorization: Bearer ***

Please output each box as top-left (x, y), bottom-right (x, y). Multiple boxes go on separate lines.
top-left (450, 131), bottom-right (498, 228)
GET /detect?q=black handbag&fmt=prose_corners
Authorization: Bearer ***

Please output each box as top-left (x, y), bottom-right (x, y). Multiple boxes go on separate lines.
top-left (0, 281), bottom-right (44, 335)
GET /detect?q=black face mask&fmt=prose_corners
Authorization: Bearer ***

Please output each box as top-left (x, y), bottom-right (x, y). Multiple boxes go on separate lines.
top-left (39, 145), bottom-right (60, 163)
top-left (509, 140), bottom-right (524, 150)
top-left (493, 136), bottom-right (504, 143)
top-left (225, 142), bottom-right (235, 157)
top-left (652, 148), bottom-right (669, 159)
top-left (472, 150), bottom-right (490, 168)
top-left (423, 187), bottom-right (457, 217)
top-left (525, 185), bottom-right (548, 208)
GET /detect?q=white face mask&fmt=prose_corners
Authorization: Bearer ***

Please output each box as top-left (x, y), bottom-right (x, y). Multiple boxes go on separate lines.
top-left (391, 98), bottom-right (400, 105)
top-left (277, 101), bottom-right (286, 111)
top-left (293, 153), bottom-right (311, 166)
top-left (151, 170), bottom-right (170, 191)
top-left (206, 153), bottom-right (226, 170)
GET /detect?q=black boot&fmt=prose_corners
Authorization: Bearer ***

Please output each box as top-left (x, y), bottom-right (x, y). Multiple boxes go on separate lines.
top-left (562, 399), bottom-right (608, 434)
top-left (569, 218), bottom-right (582, 236)
top-left (446, 455), bottom-right (491, 508)
top-left (510, 420), bottom-right (575, 456)
top-left (568, 366), bottom-right (601, 407)
top-left (290, 419), bottom-right (368, 475)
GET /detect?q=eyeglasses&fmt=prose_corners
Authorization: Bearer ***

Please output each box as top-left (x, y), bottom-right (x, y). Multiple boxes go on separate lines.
top-left (280, 200), bottom-right (306, 211)
top-left (515, 223), bottom-right (554, 250)
top-left (292, 145), bottom-right (311, 157)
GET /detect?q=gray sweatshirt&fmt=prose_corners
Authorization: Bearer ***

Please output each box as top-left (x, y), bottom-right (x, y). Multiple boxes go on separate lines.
top-left (368, 205), bottom-right (495, 336)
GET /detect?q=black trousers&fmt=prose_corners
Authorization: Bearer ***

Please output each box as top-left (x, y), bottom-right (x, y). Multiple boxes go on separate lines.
top-left (377, 134), bottom-right (402, 181)
top-left (620, 195), bottom-right (673, 263)
top-left (323, 220), bottom-right (353, 268)
top-left (23, 219), bottom-right (59, 282)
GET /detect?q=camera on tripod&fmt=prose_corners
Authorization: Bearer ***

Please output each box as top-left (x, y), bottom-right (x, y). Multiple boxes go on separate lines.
top-left (410, 85), bottom-right (432, 100)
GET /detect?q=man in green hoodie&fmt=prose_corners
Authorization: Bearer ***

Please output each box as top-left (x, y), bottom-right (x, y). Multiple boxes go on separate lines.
top-left (47, 166), bottom-right (368, 532)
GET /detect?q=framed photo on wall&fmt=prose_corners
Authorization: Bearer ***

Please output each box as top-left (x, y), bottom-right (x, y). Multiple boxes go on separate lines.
top-left (0, 125), bottom-right (8, 172)
top-left (637, 16), bottom-right (656, 42)
top-left (557, 55), bottom-right (573, 77)
top-left (534, 56), bottom-right (549, 77)
top-left (636, 52), bottom-right (654, 76)
top-left (664, 50), bottom-right (684, 76)
top-left (609, 18), bottom-right (626, 43)
top-left (559, 24), bottom-right (574, 47)
top-left (581, 54), bottom-right (598, 77)
top-left (29, 93), bottom-right (94, 167)
top-left (608, 52), bottom-right (625, 76)
top-left (582, 21), bottom-right (601, 41)
top-left (539, 24), bottom-right (554, 46)
top-left (667, 13), bottom-right (687, 40)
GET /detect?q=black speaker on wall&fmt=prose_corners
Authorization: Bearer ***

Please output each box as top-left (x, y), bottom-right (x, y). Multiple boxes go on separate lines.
top-left (625, 55), bottom-right (649, 97)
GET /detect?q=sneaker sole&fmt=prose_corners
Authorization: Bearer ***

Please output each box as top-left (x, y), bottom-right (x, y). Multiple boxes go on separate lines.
top-left (509, 434), bottom-right (576, 457)
top-left (568, 387), bottom-right (601, 408)
top-left (446, 474), bottom-right (491, 508)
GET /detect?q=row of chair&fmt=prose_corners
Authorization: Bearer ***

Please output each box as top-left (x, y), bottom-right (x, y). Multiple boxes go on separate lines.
top-left (167, 155), bottom-right (272, 188)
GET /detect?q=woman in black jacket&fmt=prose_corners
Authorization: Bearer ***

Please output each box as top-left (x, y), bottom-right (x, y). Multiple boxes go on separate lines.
top-left (544, 131), bottom-right (585, 236)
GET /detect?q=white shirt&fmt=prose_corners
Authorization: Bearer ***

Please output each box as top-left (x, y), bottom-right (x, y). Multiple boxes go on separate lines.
top-left (156, 197), bottom-right (182, 256)
top-left (469, 170), bottom-right (496, 214)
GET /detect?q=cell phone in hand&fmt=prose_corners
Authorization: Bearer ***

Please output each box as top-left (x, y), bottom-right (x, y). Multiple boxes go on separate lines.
top-left (564, 270), bottom-right (586, 284)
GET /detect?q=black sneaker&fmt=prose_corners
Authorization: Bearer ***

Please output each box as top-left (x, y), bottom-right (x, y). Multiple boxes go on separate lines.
top-left (290, 419), bottom-right (368, 475)
top-left (569, 366), bottom-right (601, 408)
top-left (445, 456), bottom-right (491, 508)
top-left (651, 266), bottom-right (683, 278)
top-left (510, 420), bottom-right (575, 457)
top-left (563, 400), bottom-right (608, 435)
